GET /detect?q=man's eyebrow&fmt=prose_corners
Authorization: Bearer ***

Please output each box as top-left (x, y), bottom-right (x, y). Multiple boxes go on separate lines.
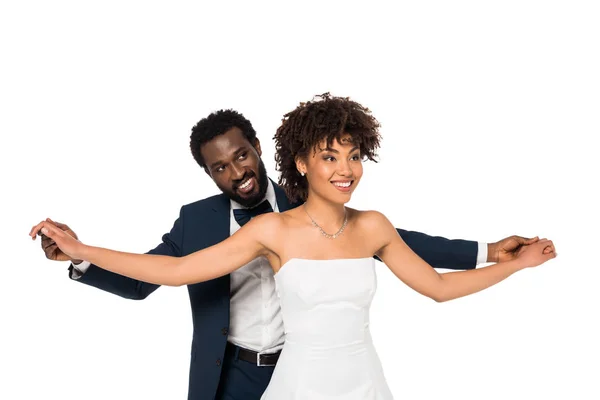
top-left (208, 146), bottom-right (249, 169)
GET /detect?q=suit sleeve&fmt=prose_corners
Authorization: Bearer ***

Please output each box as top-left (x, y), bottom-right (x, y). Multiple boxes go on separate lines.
top-left (374, 228), bottom-right (478, 270)
top-left (68, 207), bottom-right (185, 300)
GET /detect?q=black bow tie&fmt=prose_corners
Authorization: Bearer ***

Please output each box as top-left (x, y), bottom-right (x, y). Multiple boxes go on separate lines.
top-left (233, 200), bottom-right (273, 227)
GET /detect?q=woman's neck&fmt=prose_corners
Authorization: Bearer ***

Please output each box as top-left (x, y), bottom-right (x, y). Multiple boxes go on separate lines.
top-left (302, 195), bottom-right (347, 232)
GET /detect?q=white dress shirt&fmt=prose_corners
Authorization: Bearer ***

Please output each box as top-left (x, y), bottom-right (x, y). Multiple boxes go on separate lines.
top-left (226, 180), bottom-right (284, 353)
top-left (71, 180), bottom-right (487, 354)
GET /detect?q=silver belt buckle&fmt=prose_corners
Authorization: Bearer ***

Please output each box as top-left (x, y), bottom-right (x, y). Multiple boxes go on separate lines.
top-left (256, 352), bottom-right (275, 367)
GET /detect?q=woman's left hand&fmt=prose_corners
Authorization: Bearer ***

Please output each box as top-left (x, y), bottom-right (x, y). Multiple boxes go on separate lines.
top-left (30, 220), bottom-right (87, 261)
top-left (514, 239), bottom-right (557, 269)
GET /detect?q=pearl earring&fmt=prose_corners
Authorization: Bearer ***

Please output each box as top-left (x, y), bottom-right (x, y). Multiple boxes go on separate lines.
top-left (300, 171), bottom-right (305, 176)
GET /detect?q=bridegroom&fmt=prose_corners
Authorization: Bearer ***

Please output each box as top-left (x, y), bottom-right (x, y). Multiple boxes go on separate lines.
top-left (39, 109), bottom-right (543, 400)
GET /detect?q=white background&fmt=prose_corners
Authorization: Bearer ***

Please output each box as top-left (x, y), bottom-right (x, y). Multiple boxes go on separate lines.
top-left (1, 1), bottom-right (598, 399)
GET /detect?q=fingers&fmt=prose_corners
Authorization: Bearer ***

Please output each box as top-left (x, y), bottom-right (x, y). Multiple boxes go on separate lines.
top-left (523, 236), bottom-right (539, 244)
top-left (535, 239), bottom-right (557, 257)
top-left (542, 248), bottom-right (557, 262)
top-left (508, 235), bottom-right (538, 245)
top-left (30, 221), bottom-right (46, 239)
top-left (41, 233), bottom-right (59, 256)
top-left (30, 221), bottom-right (51, 238)
top-left (30, 218), bottom-right (69, 240)
top-left (542, 241), bottom-right (556, 254)
top-left (46, 218), bottom-right (69, 230)
top-left (44, 243), bottom-right (58, 257)
top-left (41, 235), bottom-right (53, 247)
top-left (30, 221), bottom-right (62, 240)
top-left (42, 222), bottom-right (62, 238)
top-left (41, 236), bottom-right (56, 252)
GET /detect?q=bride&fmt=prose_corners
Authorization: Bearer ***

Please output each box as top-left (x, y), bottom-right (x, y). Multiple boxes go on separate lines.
top-left (30, 93), bottom-right (556, 399)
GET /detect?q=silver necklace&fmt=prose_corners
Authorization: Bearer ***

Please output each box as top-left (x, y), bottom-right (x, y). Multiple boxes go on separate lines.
top-left (303, 204), bottom-right (348, 239)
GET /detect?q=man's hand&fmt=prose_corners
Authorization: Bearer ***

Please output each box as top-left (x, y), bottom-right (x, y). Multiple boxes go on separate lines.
top-left (487, 235), bottom-right (556, 263)
top-left (38, 218), bottom-right (83, 264)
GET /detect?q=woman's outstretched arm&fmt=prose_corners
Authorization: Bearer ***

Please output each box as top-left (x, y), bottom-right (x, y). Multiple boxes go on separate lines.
top-left (29, 214), bottom-right (280, 286)
top-left (365, 211), bottom-right (556, 302)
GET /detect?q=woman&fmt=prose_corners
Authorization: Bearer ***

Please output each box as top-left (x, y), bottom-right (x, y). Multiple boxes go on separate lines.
top-left (30, 93), bottom-right (556, 399)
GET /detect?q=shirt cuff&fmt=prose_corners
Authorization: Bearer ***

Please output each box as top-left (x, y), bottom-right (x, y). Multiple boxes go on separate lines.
top-left (71, 260), bottom-right (91, 279)
top-left (476, 242), bottom-right (488, 265)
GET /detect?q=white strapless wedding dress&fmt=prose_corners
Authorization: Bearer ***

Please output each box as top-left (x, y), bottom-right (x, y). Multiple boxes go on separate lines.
top-left (260, 257), bottom-right (394, 399)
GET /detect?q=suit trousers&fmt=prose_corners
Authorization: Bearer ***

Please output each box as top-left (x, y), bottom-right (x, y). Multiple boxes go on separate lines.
top-left (214, 343), bottom-right (276, 400)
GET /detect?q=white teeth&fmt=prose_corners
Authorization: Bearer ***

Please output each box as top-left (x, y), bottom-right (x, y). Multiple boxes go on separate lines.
top-left (239, 179), bottom-right (252, 189)
top-left (333, 181), bottom-right (351, 188)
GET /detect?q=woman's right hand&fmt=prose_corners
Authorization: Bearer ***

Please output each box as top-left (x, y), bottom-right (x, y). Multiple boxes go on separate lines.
top-left (514, 239), bottom-right (557, 269)
top-left (30, 220), bottom-right (88, 261)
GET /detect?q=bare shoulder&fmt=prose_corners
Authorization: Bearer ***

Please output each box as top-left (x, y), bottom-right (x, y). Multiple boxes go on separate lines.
top-left (230, 212), bottom-right (285, 242)
top-left (350, 208), bottom-right (398, 252)
top-left (235, 212), bottom-right (286, 257)
top-left (247, 211), bottom-right (286, 231)
top-left (351, 209), bottom-right (394, 231)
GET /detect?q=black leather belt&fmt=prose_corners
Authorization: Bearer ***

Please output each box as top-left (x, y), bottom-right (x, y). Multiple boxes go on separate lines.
top-left (229, 343), bottom-right (281, 367)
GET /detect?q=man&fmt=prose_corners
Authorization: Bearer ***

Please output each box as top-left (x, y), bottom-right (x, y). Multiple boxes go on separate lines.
top-left (40, 109), bottom-right (542, 400)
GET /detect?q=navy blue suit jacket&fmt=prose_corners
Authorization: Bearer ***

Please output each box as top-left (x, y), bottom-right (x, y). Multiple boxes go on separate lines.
top-left (70, 181), bottom-right (477, 400)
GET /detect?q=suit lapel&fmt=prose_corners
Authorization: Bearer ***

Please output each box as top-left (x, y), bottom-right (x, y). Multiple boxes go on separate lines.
top-left (210, 193), bottom-right (231, 245)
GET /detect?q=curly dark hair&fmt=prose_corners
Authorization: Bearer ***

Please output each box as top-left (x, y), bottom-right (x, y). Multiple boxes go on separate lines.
top-left (274, 93), bottom-right (382, 203)
top-left (190, 109), bottom-right (257, 168)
